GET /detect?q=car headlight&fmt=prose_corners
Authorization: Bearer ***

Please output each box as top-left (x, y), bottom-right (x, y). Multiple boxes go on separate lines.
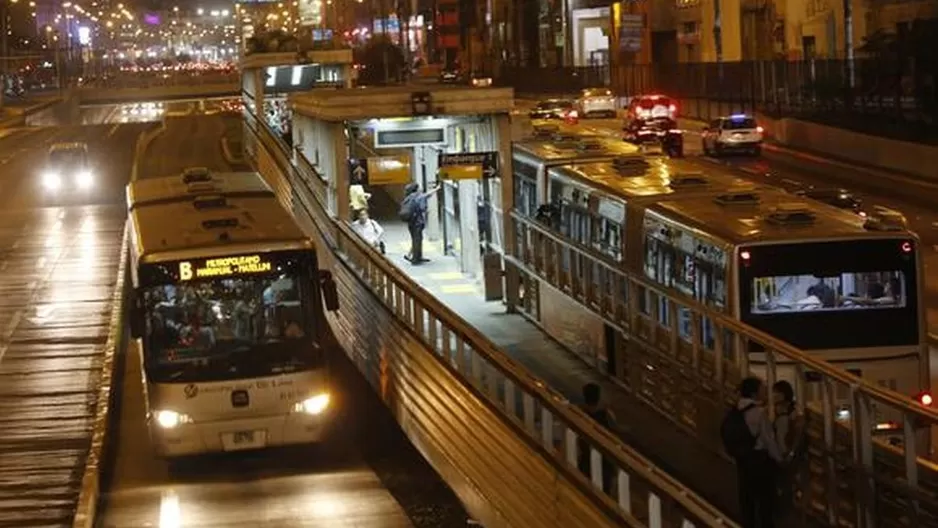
top-left (293, 393), bottom-right (330, 415)
top-left (153, 410), bottom-right (191, 429)
top-left (43, 172), bottom-right (61, 190)
top-left (77, 171), bottom-right (93, 188)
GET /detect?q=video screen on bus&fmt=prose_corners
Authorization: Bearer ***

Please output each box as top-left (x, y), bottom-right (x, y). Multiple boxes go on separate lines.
top-left (142, 274), bottom-right (314, 382)
top-left (751, 270), bottom-right (907, 314)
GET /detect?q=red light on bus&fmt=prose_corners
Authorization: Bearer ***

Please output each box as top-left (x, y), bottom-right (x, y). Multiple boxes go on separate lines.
top-left (918, 391), bottom-right (933, 406)
top-left (901, 241), bottom-right (913, 253)
top-left (740, 250), bottom-right (751, 261)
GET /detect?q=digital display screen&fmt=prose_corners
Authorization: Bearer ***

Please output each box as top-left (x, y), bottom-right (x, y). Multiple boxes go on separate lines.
top-left (376, 128), bottom-right (445, 146)
top-left (138, 250), bottom-right (312, 287)
top-left (751, 271), bottom-right (907, 314)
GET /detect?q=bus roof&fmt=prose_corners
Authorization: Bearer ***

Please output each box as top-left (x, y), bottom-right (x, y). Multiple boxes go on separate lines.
top-left (129, 175), bottom-right (311, 264)
top-left (514, 135), bottom-right (640, 163)
top-left (649, 187), bottom-right (900, 246)
top-left (548, 159), bottom-right (767, 203)
top-left (126, 169), bottom-right (275, 210)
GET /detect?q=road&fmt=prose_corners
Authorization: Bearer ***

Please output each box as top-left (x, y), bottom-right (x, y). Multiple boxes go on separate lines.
top-left (0, 122), bottom-right (147, 527)
top-left (137, 112), bottom-right (246, 179)
top-left (95, 116), bottom-right (468, 527)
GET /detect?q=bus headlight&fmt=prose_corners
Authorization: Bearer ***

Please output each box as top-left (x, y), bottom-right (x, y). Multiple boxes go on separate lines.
top-left (42, 172), bottom-right (61, 190)
top-left (76, 171), bottom-right (93, 188)
top-left (293, 393), bottom-right (330, 415)
top-left (154, 410), bottom-right (191, 429)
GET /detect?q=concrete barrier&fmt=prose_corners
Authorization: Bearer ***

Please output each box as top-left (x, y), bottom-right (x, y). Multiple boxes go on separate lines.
top-left (757, 114), bottom-right (938, 181)
top-left (70, 223), bottom-right (131, 528)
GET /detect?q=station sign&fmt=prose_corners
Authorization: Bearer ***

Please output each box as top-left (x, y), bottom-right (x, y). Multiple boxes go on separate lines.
top-left (437, 152), bottom-right (499, 180)
top-left (348, 155), bottom-right (412, 186)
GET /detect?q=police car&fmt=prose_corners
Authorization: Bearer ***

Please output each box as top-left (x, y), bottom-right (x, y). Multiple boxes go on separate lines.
top-left (42, 142), bottom-right (93, 194)
top-left (701, 114), bottom-right (764, 156)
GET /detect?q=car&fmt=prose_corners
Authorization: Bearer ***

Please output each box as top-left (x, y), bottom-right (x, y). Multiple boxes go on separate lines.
top-left (529, 99), bottom-right (577, 121)
top-left (623, 117), bottom-right (683, 157)
top-left (625, 94), bottom-right (677, 121)
top-left (42, 142), bottom-right (93, 196)
top-left (794, 187), bottom-right (866, 217)
top-left (701, 114), bottom-right (764, 156)
top-left (576, 88), bottom-right (617, 118)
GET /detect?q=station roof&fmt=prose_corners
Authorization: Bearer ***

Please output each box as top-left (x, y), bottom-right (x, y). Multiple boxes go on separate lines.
top-left (290, 83), bottom-right (514, 121)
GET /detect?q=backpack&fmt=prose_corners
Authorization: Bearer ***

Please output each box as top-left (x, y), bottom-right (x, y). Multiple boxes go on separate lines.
top-left (398, 194), bottom-right (417, 222)
top-left (721, 403), bottom-right (757, 460)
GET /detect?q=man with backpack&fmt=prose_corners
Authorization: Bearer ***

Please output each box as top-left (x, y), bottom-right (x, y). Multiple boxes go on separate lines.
top-left (399, 182), bottom-right (440, 265)
top-left (721, 376), bottom-right (784, 528)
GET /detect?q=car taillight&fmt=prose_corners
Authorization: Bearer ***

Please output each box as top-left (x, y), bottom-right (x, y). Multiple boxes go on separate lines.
top-left (756, 126), bottom-right (764, 133)
top-left (668, 104), bottom-right (677, 114)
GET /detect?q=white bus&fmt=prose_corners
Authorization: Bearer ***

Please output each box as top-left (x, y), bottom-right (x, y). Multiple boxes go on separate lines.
top-left (126, 169), bottom-right (340, 456)
top-left (521, 159), bottom-right (926, 401)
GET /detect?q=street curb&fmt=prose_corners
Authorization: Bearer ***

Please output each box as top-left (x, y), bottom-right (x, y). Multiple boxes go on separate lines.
top-left (70, 222), bottom-right (131, 528)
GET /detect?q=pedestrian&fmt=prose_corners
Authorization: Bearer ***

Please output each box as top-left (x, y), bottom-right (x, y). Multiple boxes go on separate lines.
top-left (772, 380), bottom-right (805, 520)
top-left (398, 181), bottom-right (440, 265)
top-left (577, 382), bottom-right (617, 495)
top-left (721, 376), bottom-right (784, 528)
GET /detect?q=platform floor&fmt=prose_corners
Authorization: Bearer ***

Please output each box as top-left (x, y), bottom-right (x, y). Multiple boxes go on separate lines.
top-left (363, 191), bottom-right (813, 527)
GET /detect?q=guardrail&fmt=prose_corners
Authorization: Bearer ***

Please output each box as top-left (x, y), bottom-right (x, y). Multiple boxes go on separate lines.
top-left (71, 221), bottom-right (131, 528)
top-left (242, 110), bottom-right (737, 528)
top-left (508, 212), bottom-right (938, 527)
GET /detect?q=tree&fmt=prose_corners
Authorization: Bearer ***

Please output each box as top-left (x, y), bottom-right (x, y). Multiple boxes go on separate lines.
top-left (354, 35), bottom-right (406, 86)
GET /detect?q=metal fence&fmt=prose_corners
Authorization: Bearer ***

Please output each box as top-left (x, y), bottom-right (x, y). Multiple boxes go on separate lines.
top-left (499, 60), bottom-right (938, 141)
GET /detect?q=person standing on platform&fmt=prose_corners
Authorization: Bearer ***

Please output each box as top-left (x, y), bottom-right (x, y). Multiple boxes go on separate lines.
top-left (399, 182), bottom-right (440, 265)
top-left (722, 376), bottom-right (784, 528)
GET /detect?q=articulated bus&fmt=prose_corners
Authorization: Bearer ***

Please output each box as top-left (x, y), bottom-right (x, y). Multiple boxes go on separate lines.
top-left (514, 158), bottom-right (926, 410)
top-left (126, 169), bottom-right (341, 456)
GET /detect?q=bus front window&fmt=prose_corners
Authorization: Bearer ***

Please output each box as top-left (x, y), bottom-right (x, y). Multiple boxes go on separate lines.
top-left (142, 274), bottom-right (316, 383)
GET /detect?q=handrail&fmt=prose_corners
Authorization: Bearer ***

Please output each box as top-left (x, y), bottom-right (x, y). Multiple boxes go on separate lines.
top-left (244, 115), bottom-right (737, 527)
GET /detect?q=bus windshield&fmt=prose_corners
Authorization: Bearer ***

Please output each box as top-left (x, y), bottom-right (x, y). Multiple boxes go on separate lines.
top-left (739, 239), bottom-right (919, 349)
top-left (142, 274), bottom-right (316, 383)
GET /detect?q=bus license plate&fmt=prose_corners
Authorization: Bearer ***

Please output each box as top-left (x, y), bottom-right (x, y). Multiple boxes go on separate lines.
top-left (222, 430), bottom-right (266, 451)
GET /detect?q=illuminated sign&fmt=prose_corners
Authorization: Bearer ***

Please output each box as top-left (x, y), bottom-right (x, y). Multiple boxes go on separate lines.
top-left (179, 254), bottom-right (273, 280)
top-left (78, 27), bottom-right (91, 46)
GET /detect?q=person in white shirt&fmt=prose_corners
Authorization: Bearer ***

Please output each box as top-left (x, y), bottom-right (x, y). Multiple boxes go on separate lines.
top-left (351, 209), bottom-right (384, 250)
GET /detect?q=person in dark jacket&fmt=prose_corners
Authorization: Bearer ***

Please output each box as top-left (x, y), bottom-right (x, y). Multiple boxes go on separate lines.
top-left (402, 182), bottom-right (439, 264)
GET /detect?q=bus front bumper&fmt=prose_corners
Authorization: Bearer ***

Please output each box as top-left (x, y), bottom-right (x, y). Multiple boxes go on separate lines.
top-left (150, 411), bottom-right (328, 457)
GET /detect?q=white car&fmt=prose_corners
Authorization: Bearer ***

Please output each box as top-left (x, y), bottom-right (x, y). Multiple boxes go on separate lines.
top-left (576, 88), bottom-right (617, 118)
top-left (701, 114), bottom-right (764, 156)
top-left (42, 142), bottom-right (93, 194)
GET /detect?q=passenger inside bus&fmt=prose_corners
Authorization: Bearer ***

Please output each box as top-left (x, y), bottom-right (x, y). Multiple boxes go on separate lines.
top-left (143, 275), bottom-right (306, 361)
top-left (752, 271), bottom-right (905, 313)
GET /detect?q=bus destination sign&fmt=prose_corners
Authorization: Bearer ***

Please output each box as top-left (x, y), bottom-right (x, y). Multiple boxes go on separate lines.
top-left (179, 255), bottom-right (273, 281)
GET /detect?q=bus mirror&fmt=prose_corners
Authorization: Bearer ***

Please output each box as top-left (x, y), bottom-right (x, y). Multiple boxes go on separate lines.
top-left (319, 270), bottom-right (340, 312)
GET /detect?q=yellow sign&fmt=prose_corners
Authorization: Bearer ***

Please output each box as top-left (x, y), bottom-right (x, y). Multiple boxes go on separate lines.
top-left (366, 155), bottom-right (411, 186)
top-left (179, 255), bottom-right (273, 281)
top-left (438, 165), bottom-right (483, 180)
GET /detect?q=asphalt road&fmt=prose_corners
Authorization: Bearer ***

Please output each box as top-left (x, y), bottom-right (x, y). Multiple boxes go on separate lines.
top-left (0, 122), bottom-right (148, 527)
top-left (94, 116), bottom-right (469, 527)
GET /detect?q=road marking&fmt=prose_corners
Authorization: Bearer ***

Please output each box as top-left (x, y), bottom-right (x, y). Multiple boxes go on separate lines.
top-left (429, 272), bottom-right (463, 280)
top-left (107, 124), bottom-right (119, 138)
top-left (440, 284), bottom-right (478, 294)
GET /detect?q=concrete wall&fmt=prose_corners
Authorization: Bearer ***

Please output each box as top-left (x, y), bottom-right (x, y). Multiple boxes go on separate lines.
top-left (758, 114), bottom-right (938, 181)
top-left (77, 83), bottom-right (240, 104)
top-left (25, 95), bottom-right (80, 126)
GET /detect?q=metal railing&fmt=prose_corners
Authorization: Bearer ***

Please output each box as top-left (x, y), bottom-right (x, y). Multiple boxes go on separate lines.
top-left (242, 110), bottom-right (738, 528)
top-left (508, 212), bottom-right (938, 527)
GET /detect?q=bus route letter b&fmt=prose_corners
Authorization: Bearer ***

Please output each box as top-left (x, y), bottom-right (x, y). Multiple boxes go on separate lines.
top-left (179, 262), bottom-right (193, 281)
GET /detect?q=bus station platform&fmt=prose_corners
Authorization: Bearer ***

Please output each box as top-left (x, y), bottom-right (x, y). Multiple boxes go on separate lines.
top-left (362, 189), bottom-right (810, 528)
